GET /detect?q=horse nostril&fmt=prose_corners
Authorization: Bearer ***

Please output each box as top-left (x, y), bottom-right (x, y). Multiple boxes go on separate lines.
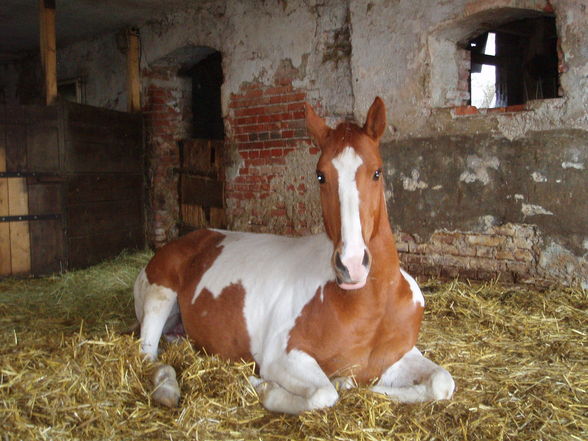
top-left (334, 251), bottom-right (351, 280)
top-left (362, 249), bottom-right (370, 268)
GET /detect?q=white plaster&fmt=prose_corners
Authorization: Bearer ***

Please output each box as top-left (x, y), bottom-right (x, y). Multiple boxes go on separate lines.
top-left (562, 161), bottom-right (585, 169)
top-left (515, 194), bottom-right (525, 201)
top-left (432, 185), bottom-right (443, 190)
top-left (459, 155), bottom-right (500, 185)
top-left (521, 203), bottom-right (554, 217)
top-left (539, 241), bottom-right (588, 289)
top-left (401, 169), bottom-right (428, 191)
top-left (531, 172), bottom-right (548, 182)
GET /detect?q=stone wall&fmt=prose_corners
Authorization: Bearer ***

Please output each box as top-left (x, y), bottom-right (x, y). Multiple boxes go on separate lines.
top-left (0, 0), bottom-right (585, 286)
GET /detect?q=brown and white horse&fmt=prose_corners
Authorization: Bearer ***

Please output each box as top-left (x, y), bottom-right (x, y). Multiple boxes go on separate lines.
top-left (134, 97), bottom-right (455, 413)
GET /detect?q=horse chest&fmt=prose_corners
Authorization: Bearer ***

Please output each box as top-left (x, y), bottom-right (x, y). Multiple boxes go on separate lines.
top-left (287, 284), bottom-right (422, 383)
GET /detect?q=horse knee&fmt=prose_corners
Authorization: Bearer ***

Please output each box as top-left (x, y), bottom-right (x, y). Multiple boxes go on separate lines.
top-left (152, 364), bottom-right (181, 407)
top-left (429, 368), bottom-right (455, 400)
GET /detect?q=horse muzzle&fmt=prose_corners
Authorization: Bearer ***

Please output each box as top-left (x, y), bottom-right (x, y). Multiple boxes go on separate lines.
top-left (333, 247), bottom-right (371, 290)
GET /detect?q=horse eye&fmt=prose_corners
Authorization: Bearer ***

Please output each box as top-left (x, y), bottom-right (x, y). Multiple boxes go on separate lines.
top-left (316, 171), bottom-right (326, 184)
top-left (373, 169), bottom-right (382, 181)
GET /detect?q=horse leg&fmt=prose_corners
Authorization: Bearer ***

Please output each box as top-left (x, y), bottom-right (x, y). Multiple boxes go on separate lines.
top-left (250, 349), bottom-right (339, 414)
top-left (371, 347), bottom-right (454, 402)
top-left (133, 269), bottom-right (181, 407)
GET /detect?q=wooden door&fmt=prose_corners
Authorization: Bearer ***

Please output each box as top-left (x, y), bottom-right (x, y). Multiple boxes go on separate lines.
top-left (179, 139), bottom-right (225, 232)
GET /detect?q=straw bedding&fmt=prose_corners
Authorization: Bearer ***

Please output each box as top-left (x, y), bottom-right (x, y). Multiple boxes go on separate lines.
top-left (0, 251), bottom-right (586, 440)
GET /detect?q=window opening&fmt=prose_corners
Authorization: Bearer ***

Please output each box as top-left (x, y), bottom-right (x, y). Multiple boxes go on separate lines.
top-left (185, 51), bottom-right (224, 140)
top-left (467, 16), bottom-right (560, 108)
top-left (58, 77), bottom-right (85, 103)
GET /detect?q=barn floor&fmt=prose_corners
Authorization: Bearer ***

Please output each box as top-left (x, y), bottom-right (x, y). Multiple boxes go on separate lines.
top-left (0, 251), bottom-right (586, 441)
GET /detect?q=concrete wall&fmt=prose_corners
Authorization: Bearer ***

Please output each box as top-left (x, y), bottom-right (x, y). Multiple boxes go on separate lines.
top-left (0, 0), bottom-right (585, 286)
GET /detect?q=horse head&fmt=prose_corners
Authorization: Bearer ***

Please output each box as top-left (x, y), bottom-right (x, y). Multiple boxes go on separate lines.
top-left (306, 97), bottom-right (387, 290)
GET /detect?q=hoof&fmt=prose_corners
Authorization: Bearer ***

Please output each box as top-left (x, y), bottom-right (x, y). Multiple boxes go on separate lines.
top-left (152, 364), bottom-right (181, 407)
top-left (429, 369), bottom-right (455, 400)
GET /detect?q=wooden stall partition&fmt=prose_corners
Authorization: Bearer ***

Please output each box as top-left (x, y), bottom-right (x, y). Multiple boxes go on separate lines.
top-left (178, 138), bottom-right (225, 233)
top-left (63, 101), bottom-right (144, 269)
top-left (0, 104), bottom-right (64, 276)
top-left (0, 100), bottom-right (144, 276)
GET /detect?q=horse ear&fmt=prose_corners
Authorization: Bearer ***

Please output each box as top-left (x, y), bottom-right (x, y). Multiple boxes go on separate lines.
top-left (363, 97), bottom-right (386, 140)
top-left (305, 102), bottom-right (330, 146)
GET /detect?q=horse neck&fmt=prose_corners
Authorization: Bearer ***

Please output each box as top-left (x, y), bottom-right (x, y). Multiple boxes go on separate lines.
top-left (367, 194), bottom-right (401, 284)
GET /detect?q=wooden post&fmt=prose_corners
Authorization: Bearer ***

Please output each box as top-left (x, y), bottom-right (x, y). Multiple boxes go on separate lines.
top-left (40, 0), bottom-right (57, 105)
top-left (127, 29), bottom-right (141, 112)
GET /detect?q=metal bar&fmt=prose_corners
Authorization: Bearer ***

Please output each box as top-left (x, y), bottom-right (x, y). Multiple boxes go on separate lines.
top-left (0, 214), bottom-right (61, 222)
top-left (0, 172), bottom-right (61, 178)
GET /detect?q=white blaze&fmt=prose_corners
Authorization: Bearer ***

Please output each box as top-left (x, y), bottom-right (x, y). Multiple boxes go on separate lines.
top-left (332, 147), bottom-right (367, 283)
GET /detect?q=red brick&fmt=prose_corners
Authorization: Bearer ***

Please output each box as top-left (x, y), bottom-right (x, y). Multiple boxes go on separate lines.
top-left (265, 85), bottom-right (293, 95)
top-left (452, 105), bottom-right (479, 116)
top-left (235, 116), bottom-right (258, 125)
top-left (264, 140), bottom-right (286, 148)
top-left (235, 106), bottom-right (267, 117)
top-left (233, 88), bottom-right (263, 100)
top-left (287, 102), bottom-right (305, 112)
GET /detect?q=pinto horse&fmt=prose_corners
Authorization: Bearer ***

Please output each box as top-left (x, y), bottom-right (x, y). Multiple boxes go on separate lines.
top-left (134, 97), bottom-right (455, 413)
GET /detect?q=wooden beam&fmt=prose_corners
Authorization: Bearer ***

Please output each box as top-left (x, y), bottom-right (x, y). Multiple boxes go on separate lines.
top-left (40, 0), bottom-right (57, 105)
top-left (127, 29), bottom-right (141, 112)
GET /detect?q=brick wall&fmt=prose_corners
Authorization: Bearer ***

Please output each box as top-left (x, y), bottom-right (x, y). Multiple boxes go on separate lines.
top-left (143, 66), bottom-right (191, 247)
top-left (397, 223), bottom-right (545, 284)
top-left (225, 80), bottom-right (322, 235)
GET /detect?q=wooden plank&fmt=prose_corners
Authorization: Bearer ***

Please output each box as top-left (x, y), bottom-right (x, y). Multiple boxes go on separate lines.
top-left (28, 180), bottom-right (63, 215)
top-left (127, 29), bottom-right (141, 112)
top-left (67, 174), bottom-right (142, 203)
top-left (8, 178), bottom-right (29, 216)
top-left (67, 199), bottom-right (142, 238)
top-left (6, 177), bottom-right (30, 274)
top-left (9, 221), bottom-right (31, 274)
top-left (181, 203), bottom-right (206, 228)
top-left (27, 125), bottom-right (60, 171)
top-left (210, 207), bottom-right (226, 228)
top-left (0, 131), bottom-right (6, 172)
top-left (0, 222), bottom-right (10, 275)
top-left (30, 218), bottom-right (64, 275)
top-left (67, 227), bottom-right (144, 269)
top-left (5, 124), bottom-right (27, 171)
top-left (0, 178), bottom-right (10, 275)
top-left (65, 100), bottom-right (142, 126)
top-left (180, 175), bottom-right (223, 208)
top-left (0, 178), bottom-right (9, 216)
top-left (182, 139), bottom-right (224, 174)
top-left (39, 0), bottom-right (57, 105)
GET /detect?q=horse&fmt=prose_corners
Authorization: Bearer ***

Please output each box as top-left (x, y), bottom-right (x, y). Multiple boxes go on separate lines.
top-left (133, 97), bottom-right (455, 414)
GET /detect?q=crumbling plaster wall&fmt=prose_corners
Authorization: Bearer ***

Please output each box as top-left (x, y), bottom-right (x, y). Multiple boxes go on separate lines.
top-left (0, 0), bottom-right (584, 286)
top-left (134, 0), bottom-right (354, 243)
top-left (349, 0), bottom-right (587, 287)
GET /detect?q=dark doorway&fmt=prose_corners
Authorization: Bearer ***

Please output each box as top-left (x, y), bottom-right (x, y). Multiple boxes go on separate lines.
top-left (178, 49), bottom-right (226, 232)
top-left (187, 51), bottom-right (224, 140)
